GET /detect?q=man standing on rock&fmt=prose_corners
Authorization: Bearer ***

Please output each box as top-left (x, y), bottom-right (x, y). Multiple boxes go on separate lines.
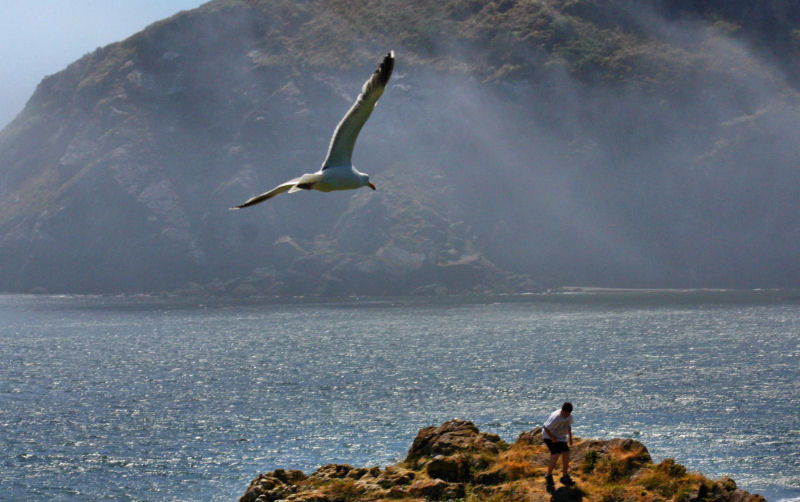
top-left (543, 402), bottom-right (574, 490)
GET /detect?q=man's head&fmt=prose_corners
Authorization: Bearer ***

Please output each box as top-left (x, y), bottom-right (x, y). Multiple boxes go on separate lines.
top-left (561, 402), bottom-right (573, 416)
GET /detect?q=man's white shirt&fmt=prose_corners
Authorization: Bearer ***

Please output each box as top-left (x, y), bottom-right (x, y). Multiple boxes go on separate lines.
top-left (543, 410), bottom-right (573, 442)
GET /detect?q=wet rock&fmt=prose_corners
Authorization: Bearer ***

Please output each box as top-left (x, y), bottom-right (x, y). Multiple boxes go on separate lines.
top-left (240, 471), bottom-right (298, 502)
top-left (690, 476), bottom-right (767, 502)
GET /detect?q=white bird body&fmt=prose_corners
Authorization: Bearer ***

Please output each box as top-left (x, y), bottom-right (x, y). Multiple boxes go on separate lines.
top-left (231, 51), bottom-right (394, 209)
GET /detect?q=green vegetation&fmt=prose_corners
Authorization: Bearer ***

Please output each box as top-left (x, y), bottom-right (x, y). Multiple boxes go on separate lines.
top-left (199, 0), bottom-right (770, 85)
top-left (582, 449), bottom-right (600, 473)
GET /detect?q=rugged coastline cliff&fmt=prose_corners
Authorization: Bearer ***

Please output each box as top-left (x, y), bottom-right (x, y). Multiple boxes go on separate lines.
top-left (2, 0), bottom-right (800, 294)
top-left (241, 419), bottom-right (764, 501)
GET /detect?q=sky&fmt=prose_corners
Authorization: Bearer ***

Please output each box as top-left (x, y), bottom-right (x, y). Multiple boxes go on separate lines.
top-left (0, 0), bottom-right (207, 129)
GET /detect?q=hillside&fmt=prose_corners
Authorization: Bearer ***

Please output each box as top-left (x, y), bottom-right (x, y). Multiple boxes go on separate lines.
top-left (240, 419), bottom-right (765, 502)
top-left (1, 0), bottom-right (799, 294)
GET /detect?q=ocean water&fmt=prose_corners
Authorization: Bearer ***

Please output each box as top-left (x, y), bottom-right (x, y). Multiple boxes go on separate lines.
top-left (1, 293), bottom-right (798, 501)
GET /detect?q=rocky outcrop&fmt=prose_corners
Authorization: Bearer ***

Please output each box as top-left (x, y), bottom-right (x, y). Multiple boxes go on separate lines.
top-left (241, 419), bottom-right (765, 502)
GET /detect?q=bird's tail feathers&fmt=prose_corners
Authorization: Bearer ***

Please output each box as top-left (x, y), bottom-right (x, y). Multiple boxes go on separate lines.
top-left (287, 173), bottom-right (321, 193)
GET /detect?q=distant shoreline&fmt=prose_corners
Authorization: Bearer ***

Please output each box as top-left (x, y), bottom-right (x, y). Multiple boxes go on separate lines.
top-left (555, 286), bottom-right (790, 293)
top-left (2, 287), bottom-right (800, 304)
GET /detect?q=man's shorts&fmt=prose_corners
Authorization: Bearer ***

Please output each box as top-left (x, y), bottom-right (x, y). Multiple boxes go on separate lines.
top-left (544, 439), bottom-right (569, 454)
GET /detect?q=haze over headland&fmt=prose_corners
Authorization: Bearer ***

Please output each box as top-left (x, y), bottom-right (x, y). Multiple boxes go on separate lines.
top-left (1, 0), bottom-right (799, 295)
top-left (0, 0), bottom-right (204, 128)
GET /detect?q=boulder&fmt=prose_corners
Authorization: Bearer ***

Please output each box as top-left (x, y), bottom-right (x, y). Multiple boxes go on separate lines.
top-left (408, 478), bottom-right (465, 500)
top-left (405, 419), bottom-right (502, 463)
top-left (516, 426), bottom-right (543, 445)
top-left (425, 454), bottom-right (471, 482)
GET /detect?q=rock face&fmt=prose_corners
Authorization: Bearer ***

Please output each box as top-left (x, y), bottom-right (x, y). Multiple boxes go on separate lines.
top-left (2, 0), bottom-right (800, 294)
top-left (240, 419), bottom-right (765, 502)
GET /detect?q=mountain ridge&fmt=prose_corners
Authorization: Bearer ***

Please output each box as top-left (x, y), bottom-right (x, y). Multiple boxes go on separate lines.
top-left (1, 0), bottom-right (799, 294)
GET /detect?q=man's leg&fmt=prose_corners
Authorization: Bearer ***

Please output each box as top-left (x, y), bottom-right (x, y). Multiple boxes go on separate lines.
top-left (545, 454), bottom-right (557, 491)
top-left (547, 454), bottom-right (559, 476)
top-left (560, 451), bottom-right (574, 485)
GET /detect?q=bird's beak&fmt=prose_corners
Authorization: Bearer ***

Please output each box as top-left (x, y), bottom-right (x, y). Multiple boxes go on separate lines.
top-left (369, 182), bottom-right (376, 190)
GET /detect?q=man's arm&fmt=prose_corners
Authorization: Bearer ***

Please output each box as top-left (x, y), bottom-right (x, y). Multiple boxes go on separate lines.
top-left (567, 425), bottom-right (573, 445)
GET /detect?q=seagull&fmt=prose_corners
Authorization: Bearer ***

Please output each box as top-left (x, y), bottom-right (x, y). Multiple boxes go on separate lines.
top-left (231, 51), bottom-right (395, 209)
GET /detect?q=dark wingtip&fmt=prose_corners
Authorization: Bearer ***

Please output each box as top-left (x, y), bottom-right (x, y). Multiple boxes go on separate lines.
top-left (377, 50), bottom-right (395, 86)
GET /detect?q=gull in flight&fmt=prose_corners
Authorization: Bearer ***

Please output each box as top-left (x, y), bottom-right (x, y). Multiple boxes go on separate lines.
top-left (231, 51), bottom-right (395, 209)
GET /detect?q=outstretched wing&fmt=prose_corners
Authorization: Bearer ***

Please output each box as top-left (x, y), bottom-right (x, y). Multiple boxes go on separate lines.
top-left (322, 51), bottom-right (394, 169)
top-left (230, 178), bottom-right (300, 209)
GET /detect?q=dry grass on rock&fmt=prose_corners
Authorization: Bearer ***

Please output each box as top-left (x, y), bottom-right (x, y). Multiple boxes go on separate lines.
top-left (241, 420), bottom-right (765, 502)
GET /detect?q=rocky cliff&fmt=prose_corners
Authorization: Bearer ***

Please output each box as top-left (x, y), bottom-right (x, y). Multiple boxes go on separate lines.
top-left (241, 419), bottom-right (765, 502)
top-left (2, 0), bottom-right (799, 294)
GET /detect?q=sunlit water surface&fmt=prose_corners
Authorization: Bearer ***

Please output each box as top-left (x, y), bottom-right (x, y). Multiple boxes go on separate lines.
top-left (1, 294), bottom-right (798, 501)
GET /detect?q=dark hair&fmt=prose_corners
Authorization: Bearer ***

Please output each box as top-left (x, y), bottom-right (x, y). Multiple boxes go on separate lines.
top-left (562, 402), bottom-right (573, 413)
